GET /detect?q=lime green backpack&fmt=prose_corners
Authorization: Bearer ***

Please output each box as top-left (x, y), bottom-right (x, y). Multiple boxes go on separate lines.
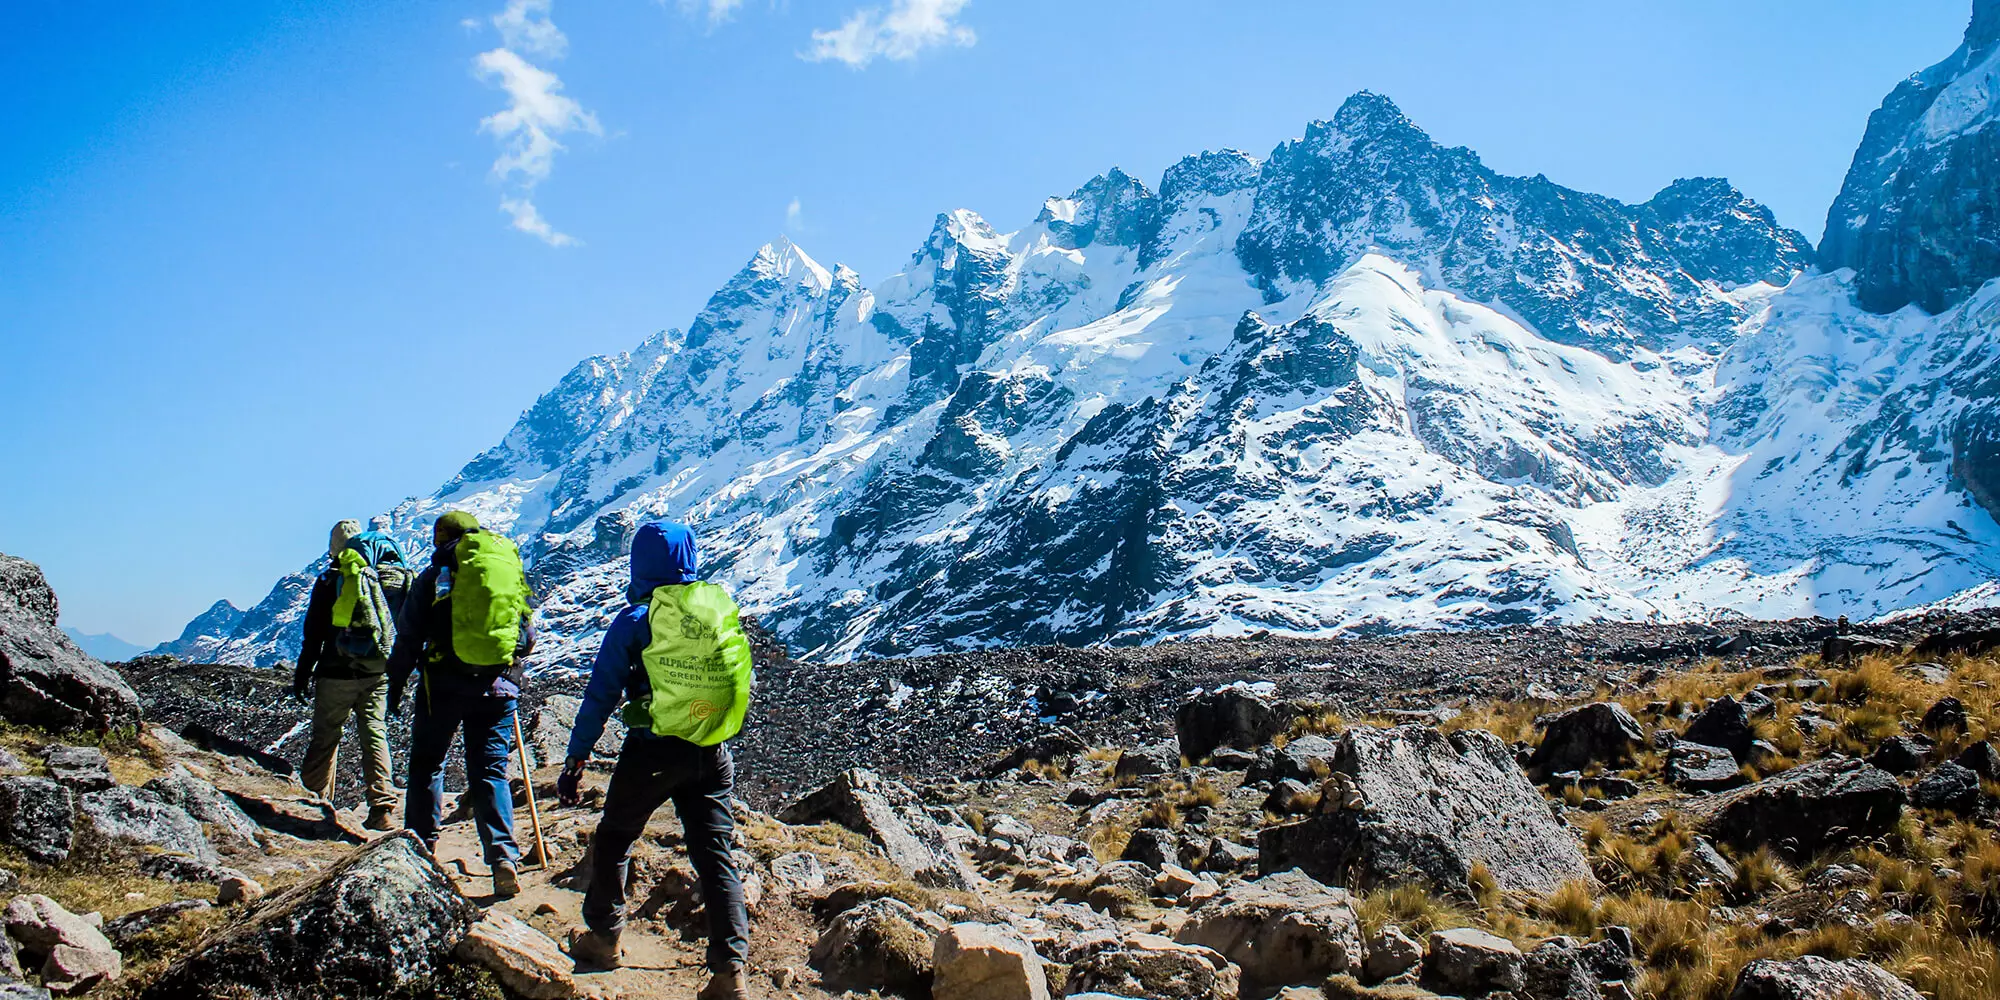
top-left (629, 582), bottom-right (754, 745)
top-left (447, 531), bottom-right (532, 667)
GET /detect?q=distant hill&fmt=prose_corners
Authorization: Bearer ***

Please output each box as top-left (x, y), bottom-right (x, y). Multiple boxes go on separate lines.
top-left (61, 627), bottom-right (146, 662)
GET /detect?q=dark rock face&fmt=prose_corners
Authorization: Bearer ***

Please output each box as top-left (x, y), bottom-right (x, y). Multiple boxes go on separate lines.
top-left (1867, 737), bottom-right (1930, 776)
top-left (1727, 955), bottom-right (1922, 1000)
top-left (1920, 696), bottom-right (1970, 733)
top-left (140, 832), bottom-right (476, 1000)
top-left (1910, 761), bottom-right (1984, 813)
top-left (0, 777), bottom-right (74, 865)
top-left (1121, 828), bottom-right (1180, 870)
top-left (1176, 687), bottom-right (1290, 762)
top-left (0, 554), bottom-right (142, 733)
top-left (1819, 2), bottom-right (2000, 314)
top-left (1258, 725), bottom-right (1595, 896)
top-left (1682, 696), bottom-right (1756, 760)
top-left (1956, 740), bottom-right (2000, 779)
top-left (1529, 703), bottom-right (1645, 775)
top-left (980, 727), bottom-right (1085, 778)
top-left (1697, 758), bottom-right (1905, 859)
top-left (777, 769), bottom-right (978, 891)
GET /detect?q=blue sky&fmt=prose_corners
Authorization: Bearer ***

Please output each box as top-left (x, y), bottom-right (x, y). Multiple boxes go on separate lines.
top-left (0, 0), bottom-right (1976, 646)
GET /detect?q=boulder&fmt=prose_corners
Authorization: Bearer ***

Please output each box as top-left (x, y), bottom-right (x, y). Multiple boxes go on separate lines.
top-left (1898, 661), bottom-right (1952, 685)
top-left (143, 768), bottom-right (263, 855)
top-left (1248, 734), bottom-right (1340, 785)
top-left (1920, 696), bottom-right (1969, 734)
top-left (1529, 703), bottom-right (1645, 775)
top-left (136, 854), bottom-right (251, 887)
top-left (1064, 934), bottom-right (1239, 1000)
top-left (1264, 778), bottom-right (1319, 815)
top-left (779, 769), bottom-right (978, 891)
top-left (1114, 743), bottom-right (1179, 781)
top-left (1178, 686), bottom-right (1290, 762)
top-left (1203, 837), bottom-right (1258, 874)
top-left (766, 852), bottom-right (830, 901)
top-left (1081, 861), bottom-right (1156, 916)
top-left (1121, 829), bottom-right (1179, 870)
top-left (139, 832), bottom-right (476, 1000)
top-left (0, 554), bottom-right (143, 733)
top-left (807, 897), bottom-right (943, 998)
top-left (216, 876), bottom-right (265, 906)
top-left (38, 748), bottom-right (112, 793)
top-left (1208, 748), bottom-right (1258, 771)
top-left (1726, 955), bottom-right (1921, 999)
top-left (932, 922), bottom-right (1050, 1000)
top-left (1423, 927), bottom-right (1524, 996)
top-left (1682, 697), bottom-right (1755, 760)
top-left (1361, 924), bottom-right (1422, 983)
top-left (1912, 628), bottom-right (2000, 659)
top-left (0, 779), bottom-right (73, 865)
top-left (1695, 757), bottom-right (1904, 859)
top-left (1909, 762), bottom-right (1983, 813)
top-left (1666, 741), bottom-right (1747, 792)
top-left (525, 695), bottom-right (620, 770)
top-left (1956, 740), bottom-right (2000, 780)
top-left (1521, 935), bottom-right (1633, 1000)
top-left (3, 894), bottom-right (121, 995)
top-left (1175, 868), bottom-right (1362, 994)
top-left (1819, 634), bottom-right (1898, 663)
top-left (102, 901), bottom-right (212, 949)
top-left (1258, 726), bottom-right (1595, 896)
top-left (75, 787), bottom-right (216, 865)
top-left (981, 729), bottom-right (1086, 779)
top-left (219, 790), bottom-right (364, 844)
top-left (1867, 737), bottom-right (1930, 776)
top-left (453, 911), bottom-right (576, 1000)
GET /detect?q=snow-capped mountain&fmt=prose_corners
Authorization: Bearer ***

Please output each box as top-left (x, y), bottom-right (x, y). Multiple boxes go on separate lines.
top-left (164, 6), bottom-right (2000, 671)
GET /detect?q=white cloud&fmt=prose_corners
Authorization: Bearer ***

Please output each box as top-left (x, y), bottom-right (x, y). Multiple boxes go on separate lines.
top-left (474, 1), bottom-right (598, 247)
top-left (785, 196), bottom-right (804, 231)
top-left (806, 0), bottom-right (976, 68)
top-left (676, 0), bottom-right (744, 25)
top-left (491, 0), bottom-right (567, 58)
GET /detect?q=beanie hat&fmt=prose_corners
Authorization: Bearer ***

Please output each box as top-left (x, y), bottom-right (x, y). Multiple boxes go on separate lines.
top-left (329, 520), bottom-right (363, 560)
top-left (435, 511), bottom-right (481, 540)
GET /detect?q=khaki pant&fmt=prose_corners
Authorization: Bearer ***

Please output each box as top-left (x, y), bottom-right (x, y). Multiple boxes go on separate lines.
top-left (300, 673), bottom-right (397, 811)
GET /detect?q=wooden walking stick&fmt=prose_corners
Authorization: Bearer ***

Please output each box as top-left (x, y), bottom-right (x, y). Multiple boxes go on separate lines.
top-left (512, 711), bottom-right (550, 870)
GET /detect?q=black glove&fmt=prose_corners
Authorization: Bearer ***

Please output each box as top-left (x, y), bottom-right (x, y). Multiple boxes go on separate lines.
top-left (290, 678), bottom-right (310, 703)
top-left (557, 760), bottom-right (585, 807)
top-left (385, 679), bottom-right (406, 717)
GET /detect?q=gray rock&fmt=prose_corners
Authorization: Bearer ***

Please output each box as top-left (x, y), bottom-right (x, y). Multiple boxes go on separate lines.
top-left (143, 768), bottom-right (263, 855)
top-left (1120, 828), bottom-right (1178, 870)
top-left (1175, 868), bottom-right (1361, 995)
top-left (0, 751), bottom-right (23, 776)
top-left (1529, 702), bottom-right (1644, 775)
top-left (1263, 778), bottom-right (1318, 815)
top-left (1910, 762), bottom-right (1982, 813)
top-left (4, 893), bottom-right (122, 995)
top-left (1696, 757), bottom-right (1905, 859)
top-left (1682, 836), bottom-right (1738, 890)
top-left (931, 922), bottom-right (1050, 1000)
top-left (1521, 934), bottom-right (1633, 1000)
top-left (807, 896), bottom-right (942, 997)
top-left (1203, 837), bottom-right (1258, 874)
top-left (1666, 741), bottom-right (1746, 792)
top-left (1726, 955), bottom-right (1922, 999)
top-left (1867, 736), bottom-right (1930, 776)
top-left (1956, 740), bottom-right (2000, 780)
top-left (453, 911), bottom-right (576, 1000)
top-left (1258, 726), bottom-right (1596, 896)
top-left (1898, 661), bottom-right (1952, 685)
top-left (139, 831), bottom-right (476, 1000)
top-left (1247, 734), bottom-right (1339, 785)
top-left (1206, 748), bottom-right (1257, 771)
top-left (0, 778), bottom-right (73, 865)
top-left (136, 854), bottom-right (250, 886)
top-left (0, 554), bottom-right (143, 733)
top-left (1177, 687), bottom-right (1290, 762)
top-left (1113, 743), bottom-right (1179, 781)
top-left (1362, 924), bottom-right (1422, 983)
top-left (0, 985), bottom-right (48, 1000)
top-left (76, 786), bottom-right (216, 865)
top-left (981, 728), bottom-right (1086, 779)
top-left (780, 769), bottom-right (978, 892)
top-left (1920, 696), bottom-right (1969, 734)
top-left (1065, 933), bottom-right (1239, 1000)
top-left (1819, 634), bottom-right (1899, 663)
top-left (1683, 696), bottom-right (1756, 760)
top-left (1424, 927), bottom-right (1524, 995)
top-left (525, 694), bottom-right (620, 770)
top-left (39, 747), bottom-right (112, 793)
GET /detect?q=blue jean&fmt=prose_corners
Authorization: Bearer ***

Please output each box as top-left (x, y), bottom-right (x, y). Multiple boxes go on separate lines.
top-left (405, 673), bottom-right (518, 866)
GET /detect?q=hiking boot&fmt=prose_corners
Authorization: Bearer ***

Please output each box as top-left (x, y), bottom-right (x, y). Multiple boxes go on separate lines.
top-left (695, 965), bottom-right (750, 1000)
top-left (491, 861), bottom-right (520, 898)
top-left (566, 928), bottom-right (621, 969)
top-left (364, 806), bottom-right (395, 831)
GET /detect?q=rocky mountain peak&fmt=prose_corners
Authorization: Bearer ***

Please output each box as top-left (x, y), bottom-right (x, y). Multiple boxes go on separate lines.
top-left (1326, 90), bottom-right (1425, 143)
top-left (1642, 177), bottom-right (1814, 287)
top-left (1972, 0), bottom-right (2000, 50)
top-left (1038, 167), bottom-right (1160, 252)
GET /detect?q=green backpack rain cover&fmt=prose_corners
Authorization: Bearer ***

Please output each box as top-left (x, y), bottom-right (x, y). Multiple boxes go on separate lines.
top-left (636, 582), bottom-right (753, 746)
top-left (449, 531), bottom-right (531, 667)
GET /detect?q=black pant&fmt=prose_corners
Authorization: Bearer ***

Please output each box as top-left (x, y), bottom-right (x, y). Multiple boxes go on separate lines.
top-left (582, 734), bottom-right (748, 971)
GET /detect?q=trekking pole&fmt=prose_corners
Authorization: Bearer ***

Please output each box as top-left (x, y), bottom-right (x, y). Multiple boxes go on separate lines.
top-left (512, 710), bottom-right (551, 871)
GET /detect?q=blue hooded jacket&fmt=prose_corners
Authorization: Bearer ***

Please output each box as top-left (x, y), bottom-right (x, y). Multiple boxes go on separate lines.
top-left (565, 521), bottom-right (699, 761)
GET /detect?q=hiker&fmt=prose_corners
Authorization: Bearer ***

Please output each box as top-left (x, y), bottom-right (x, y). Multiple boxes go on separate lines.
top-left (291, 518), bottom-right (413, 830)
top-left (385, 510), bottom-right (536, 897)
top-left (558, 521), bottom-right (754, 998)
